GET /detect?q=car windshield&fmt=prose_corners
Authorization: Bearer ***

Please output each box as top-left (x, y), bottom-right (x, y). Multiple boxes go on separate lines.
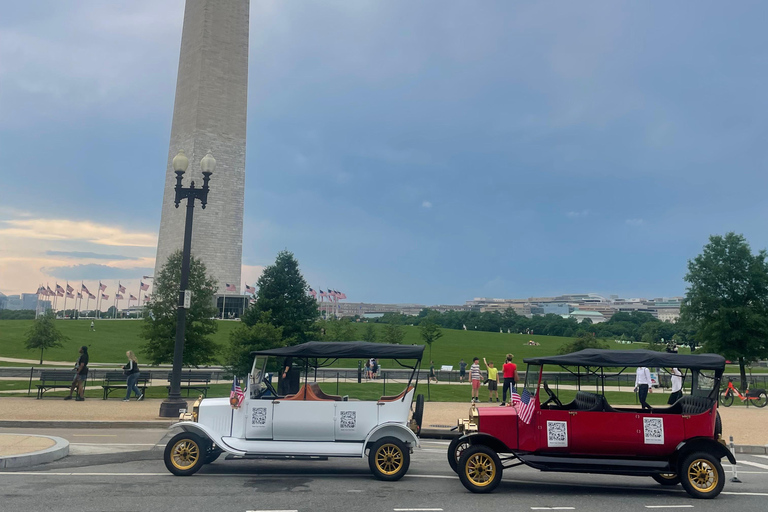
top-left (523, 364), bottom-right (541, 398)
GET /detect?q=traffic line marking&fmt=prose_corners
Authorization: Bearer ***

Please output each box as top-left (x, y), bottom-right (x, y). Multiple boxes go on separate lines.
top-left (393, 509), bottom-right (443, 511)
top-left (644, 506), bottom-right (693, 509)
top-left (753, 454), bottom-right (768, 460)
top-left (739, 460), bottom-right (768, 470)
top-left (531, 508), bottom-right (575, 510)
top-left (721, 491), bottom-right (768, 497)
top-left (246, 510), bottom-right (297, 512)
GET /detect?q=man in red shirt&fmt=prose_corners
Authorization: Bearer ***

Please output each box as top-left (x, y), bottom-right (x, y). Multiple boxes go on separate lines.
top-left (500, 353), bottom-right (518, 406)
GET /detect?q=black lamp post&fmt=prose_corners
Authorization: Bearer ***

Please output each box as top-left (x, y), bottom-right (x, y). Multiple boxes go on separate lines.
top-left (159, 150), bottom-right (216, 418)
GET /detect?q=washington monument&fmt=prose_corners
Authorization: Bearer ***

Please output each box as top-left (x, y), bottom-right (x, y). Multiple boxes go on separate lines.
top-left (154, 0), bottom-right (249, 294)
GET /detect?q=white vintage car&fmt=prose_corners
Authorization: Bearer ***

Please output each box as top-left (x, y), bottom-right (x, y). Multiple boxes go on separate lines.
top-left (164, 341), bottom-right (425, 480)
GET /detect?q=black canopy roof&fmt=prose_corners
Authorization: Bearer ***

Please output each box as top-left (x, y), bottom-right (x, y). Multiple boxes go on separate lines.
top-left (524, 349), bottom-right (725, 371)
top-left (250, 341), bottom-right (424, 360)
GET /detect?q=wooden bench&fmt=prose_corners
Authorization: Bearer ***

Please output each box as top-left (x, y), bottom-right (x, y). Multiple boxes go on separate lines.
top-left (166, 371), bottom-right (212, 397)
top-left (102, 371), bottom-right (151, 400)
top-left (37, 370), bottom-right (77, 399)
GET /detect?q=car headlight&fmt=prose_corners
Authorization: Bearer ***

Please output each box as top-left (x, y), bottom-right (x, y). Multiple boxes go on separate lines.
top-left (179, 395), bottom-right (203, 422)
top-left (457, 404), bottom-right (479, 433)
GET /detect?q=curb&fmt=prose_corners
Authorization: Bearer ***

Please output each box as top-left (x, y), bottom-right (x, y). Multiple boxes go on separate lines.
top-left (734, 445), bottom-right (768, 455)
top-left (0, 420), bottom-right (175, 429)
top-left (0, 435), bottom-right (69, 469)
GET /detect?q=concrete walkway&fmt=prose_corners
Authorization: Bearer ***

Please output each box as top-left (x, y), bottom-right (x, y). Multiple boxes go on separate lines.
top-left (0, 434), bottom-right (69, 469)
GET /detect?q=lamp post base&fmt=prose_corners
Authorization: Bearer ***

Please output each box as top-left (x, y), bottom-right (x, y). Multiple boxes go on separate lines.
top-left (159, 398), bottom-right (189, 418)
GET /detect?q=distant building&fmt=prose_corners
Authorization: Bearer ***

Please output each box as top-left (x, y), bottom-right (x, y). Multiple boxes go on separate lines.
top-left (22, 293), bottom-right (39, 310)
top-left (3, 294), bottom-right (22, 310)
top-left (0, 292), bottom-right (6, 310)
top-left (566, 310), bottom-right (607, 324)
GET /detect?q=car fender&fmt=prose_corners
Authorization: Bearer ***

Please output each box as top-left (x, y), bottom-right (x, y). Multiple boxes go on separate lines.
top-left (170, 421), bottom-right (246, 456)
top-left (363, 422), bottom-right (419, 455)
top-left (460, 433), bottom-right (513, 454)
top-left (676, 437), bottom-right (736, 465)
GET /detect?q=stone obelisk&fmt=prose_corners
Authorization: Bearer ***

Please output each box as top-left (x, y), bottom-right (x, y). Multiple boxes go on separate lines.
top-left (154, 0), bottom-right (249, 294)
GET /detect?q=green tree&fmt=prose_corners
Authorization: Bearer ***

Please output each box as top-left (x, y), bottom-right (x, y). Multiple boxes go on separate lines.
top-left (242, 251), bottom-right (319, 345)
top-left (324, 319), bottom-right (357, 341)
top-left (24, 311), bottom-right (69, 364)
top-left (419, 317), bottom-right (443, 360)
top-left (381, 323), bottom-right (405, 345)
top-left (226, 311), bottom-right (284, 377)
top-left (558, 333), bottom-right (609, 355)
top-left (681, 233), bottom-right (768, 390)
top-left (141, 250), bottom-right (220, 366)
top-left (362, 323), bottom-right (377, 343)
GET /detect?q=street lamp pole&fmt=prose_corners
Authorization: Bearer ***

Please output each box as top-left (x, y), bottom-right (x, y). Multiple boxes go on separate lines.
top-left (159, 150), bottom-right (216, 418)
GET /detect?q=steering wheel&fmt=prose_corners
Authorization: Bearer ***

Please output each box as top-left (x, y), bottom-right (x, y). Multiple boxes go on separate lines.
top-left (542, 381), bottom-right (562, 408)
top-left (263, 376), bottom-right (279, 397)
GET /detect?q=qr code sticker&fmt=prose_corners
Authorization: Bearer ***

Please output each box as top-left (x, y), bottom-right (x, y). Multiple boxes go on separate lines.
top-left (251, 407), bottom-right (267, 427)
top-left (547, 421), bottom-right (568, 447)
top-left (643, 417), bottom-right (664, 444)
top-left (339, 410), bottom-right (356, 430)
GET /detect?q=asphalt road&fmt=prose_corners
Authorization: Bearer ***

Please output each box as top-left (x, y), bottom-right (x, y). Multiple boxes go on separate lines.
top-left (1, 428), bottom-right (767, 512)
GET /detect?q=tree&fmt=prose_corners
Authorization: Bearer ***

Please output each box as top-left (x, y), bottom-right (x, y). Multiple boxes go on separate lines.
top-left (24, 311), bottom-right (68, 363)
top-left (362, 323), bottom-right (377, 343)
top-left (681, 233), bottom-right (768, 390)
top-left (381, 323), bottom-right (405, 345)
top-left (419, 317), bottom-right (443, 360)
top-left (558, 333), bottom-right (609, 355)
top-left (141, 250), bottom-right (220, 366)
top-left (226, 311), bottom-right (284, 377)
top-left (324, 319), bottom-right (357, 341)
top-left (242, 251), bottom-right (319, 345)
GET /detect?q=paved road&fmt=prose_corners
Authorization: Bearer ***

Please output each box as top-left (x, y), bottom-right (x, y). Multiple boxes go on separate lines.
top-left (1, 429), bottom-right (767, 512)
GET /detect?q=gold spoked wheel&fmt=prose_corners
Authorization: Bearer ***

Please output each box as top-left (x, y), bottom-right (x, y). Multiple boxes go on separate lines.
top-left (466, 452), bottom-right (496, 486)
top-left (458, 445), bottom-right (503, 493)
top-left (679, 452), bottom-right (724, 499)
top-left (164, 432), bottom-right (207, 476)
top-left (171, 439), bottom-right (200, 471)
top-left (368, 437), bottom-right (411, 481)
top-left (651, 472), bottom-right (680, 486)
top-left (375, 444), bottom-right (404, 475)
top-left (687, 459), bottom-right (718, 493)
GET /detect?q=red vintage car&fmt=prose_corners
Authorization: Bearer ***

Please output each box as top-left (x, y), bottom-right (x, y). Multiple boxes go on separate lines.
top-left (449, 349), bottom-right (733, 499)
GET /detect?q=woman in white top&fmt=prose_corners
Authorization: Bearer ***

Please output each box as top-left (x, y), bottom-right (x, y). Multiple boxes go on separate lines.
top-left (668, 367), bottom-right (683, 404)
top-left (634, 366), bottom-right (652, 411)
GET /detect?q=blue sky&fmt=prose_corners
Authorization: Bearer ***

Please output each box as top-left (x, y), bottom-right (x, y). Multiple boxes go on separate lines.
top-left (1, 0), bottom-right (767, 305)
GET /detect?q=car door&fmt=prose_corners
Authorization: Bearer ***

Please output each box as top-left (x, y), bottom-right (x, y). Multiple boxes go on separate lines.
top-left (272, 400), bottom-right (337, 441)
top-left (538, 409), bottom-right (571, 453)
top-left (569, 410), bottom-right (642, 456)
top-left (244, 399), bottom-right (274, 440)
top-left (335, 401), bottom-right (379, 441)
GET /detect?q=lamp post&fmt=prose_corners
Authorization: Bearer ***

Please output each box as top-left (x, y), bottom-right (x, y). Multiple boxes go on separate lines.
top-left (159, 150), bottom-right (216, 418)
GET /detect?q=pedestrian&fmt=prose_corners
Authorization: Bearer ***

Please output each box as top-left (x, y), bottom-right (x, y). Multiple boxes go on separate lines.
top-left (122, 350), bottom-right (144, 402)
top-left (429, 361), bottom-right (438, 383)
top-left (500, 353), bottom-right (518, 406)
top-left (458, 359), bottom-right (467, 383)
top-left (668, 367), bottom-right (683, 404)
top-left (469, 357), bottom-right (482, 403)
top-left (90, 321), bottom-right (95, 331)
top-left (365, 359), bottom-right (371, 380)
top-left (64, 346), bottom-right (89, 401)
top-left (483, 358), bottom-right (500, 402)
top-left (371, 358), bottom-right (379, 379)
top-left (635, 366), bottom-right (653, 411)
top-left (278, 356), bottom-right (296, 396)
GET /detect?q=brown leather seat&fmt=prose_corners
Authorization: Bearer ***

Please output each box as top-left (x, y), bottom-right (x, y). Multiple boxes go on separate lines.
top-left (379, 386), bottom-right (414, 402)
top-left (282, 383), bottom-right (340, 401)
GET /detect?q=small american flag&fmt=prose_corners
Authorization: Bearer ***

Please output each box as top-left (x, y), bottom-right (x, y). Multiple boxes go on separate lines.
top-left (66, 292), bottom-right (75, 299)
top-left (309, 287), bottom-right (317, 298)
top-left (77, 292), bottom-right (83, 299)
top-left (515, 388), bottom-right (536, 424)
top-left (56, 284), bottom-right (64, 293)
top-left (118, 284), bottom-right (126, 294)
top-left (225, 283), bottom-right (236, 292)
top-left (88, 293), bottom-right (96, 300)
top-left (56, 290), bottom-right (64, 297)
top-left (115, 294), bottom-right (124, 300)
top-left (66, 284), bottom-right (74, 293)
top-left (99, 283), bottom-right (107, 292)
top-left (230, 375), bottom-right (245, 409)
top-left (245, 284), bottom-right (256, 294)
top-left (82, 284), bottom-right (90, 294)
top-left (338, 291), bottom-right (347, 300)
top-left (129, 294), bottom-right (137, 301)
top-left (47, 286), bottom-right (54, 296)
top-left (102, 294), bottom-right (109, 300)
top-left (511, 389), bottom-right (521, 405)
top-left (140, 281), bottom-right (149, 291)
top-left (319, 289), bottom-right (326, 298)
top-left (143, 295), bottom-right (151, 302)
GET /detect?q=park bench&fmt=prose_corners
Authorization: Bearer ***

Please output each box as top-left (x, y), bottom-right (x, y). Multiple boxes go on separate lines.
top-left (167, 371), bottom-right (212, 397)
top-left (101, 371), bottom-right (151, 400)
top-left (37, 370), bottom-right (78, 399)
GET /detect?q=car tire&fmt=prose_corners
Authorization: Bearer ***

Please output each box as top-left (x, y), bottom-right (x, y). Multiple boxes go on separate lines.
top-left (369, 437), bottom-right (410, 481)
top-left (164, 432), bottom-right (207, 476)
top-left (447, 436), bottom-right (471, 474)
top-left (719, 391), bottom-right (733, 407)
top-left (457, 445), bottom-right (503, 493)
top-left (651, 473), bottom-right (680, 486)
top-left (412, 394), bottom-right (425, 434)
top-left (679, 451), bottom-right (725, 499)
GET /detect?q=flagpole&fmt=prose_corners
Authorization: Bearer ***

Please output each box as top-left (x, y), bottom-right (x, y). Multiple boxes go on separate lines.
top-left (96, 283), bottom-right (101, 319)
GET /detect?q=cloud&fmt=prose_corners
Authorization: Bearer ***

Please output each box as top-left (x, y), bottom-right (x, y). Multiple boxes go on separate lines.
top-left (40, 263), bottom-right (153, 281)
top-left (422, 200), bottom-right (433, 209)
top-left (625, 218), bottom-right (644, 226)
top-left (45, 251), bottom-right (139, 261)
top-left (0, 218), bottom-right (157, 247)
top-left (241, 264), bottom-right (265, 287)
top-left (566, 210), bottom-right (589, 218)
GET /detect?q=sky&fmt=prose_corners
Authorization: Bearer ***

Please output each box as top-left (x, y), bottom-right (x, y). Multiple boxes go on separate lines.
top-left (1, 0), bottom-right (767, 305)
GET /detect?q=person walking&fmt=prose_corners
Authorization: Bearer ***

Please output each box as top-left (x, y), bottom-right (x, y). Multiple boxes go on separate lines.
top-left (458, 359), bottom-right (467, 383)
top-left (371, 358), bottom-right (379, 379)
top-left (429, 361), bottom-right (438, 383)
top-left (122, 351), bottom-right (144, 402)
top-left (483, 358), bottom-right (500, 402)
top-left (667, 367), bottom-right (683, 404)
top-left (90, 321), bottom-right (95, 331)
top-left (635, 366), bottom-right (653, 411)
top-left (64, 346), bottom-right (89, 401)
top-left (469, 357), bottom-right (482, 403)
top-left (500, 353), bottom-right (518, 406)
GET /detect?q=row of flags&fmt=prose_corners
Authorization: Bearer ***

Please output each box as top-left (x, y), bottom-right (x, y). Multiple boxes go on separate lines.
top-left (308, 288), bottom-right (346, 301)
top-left (35, 280), bottom-right (152, 311)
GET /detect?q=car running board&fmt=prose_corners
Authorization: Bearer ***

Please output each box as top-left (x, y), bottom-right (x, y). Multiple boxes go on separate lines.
top-left (519, 454), bottom-right (673, 476)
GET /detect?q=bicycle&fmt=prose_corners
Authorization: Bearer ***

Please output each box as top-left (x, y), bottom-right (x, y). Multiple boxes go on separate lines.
top-left (719, 377), bottom-right (768, 407)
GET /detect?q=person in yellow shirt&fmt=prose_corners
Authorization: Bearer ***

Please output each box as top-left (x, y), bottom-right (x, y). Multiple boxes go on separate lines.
top-left (483, 357), bottom-right (500, 403)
